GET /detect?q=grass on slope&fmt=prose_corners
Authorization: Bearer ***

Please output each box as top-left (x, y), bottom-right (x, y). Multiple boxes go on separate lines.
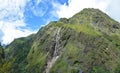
top-left (49, 21), bottom-right (102, 36)
top-left (63, 24), bottom-right (102, 36)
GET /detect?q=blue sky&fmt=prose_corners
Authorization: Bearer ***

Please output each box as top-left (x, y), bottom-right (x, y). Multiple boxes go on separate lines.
top-left (0, 0), bottom-right (120, 45)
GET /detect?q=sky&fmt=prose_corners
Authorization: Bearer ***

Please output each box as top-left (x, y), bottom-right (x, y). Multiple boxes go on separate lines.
top-left (0, 0), bottom-right (120, 45)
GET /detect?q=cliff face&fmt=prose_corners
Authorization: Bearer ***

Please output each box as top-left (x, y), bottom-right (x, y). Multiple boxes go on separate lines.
top-left (1, 8), bottom-right (120, 73)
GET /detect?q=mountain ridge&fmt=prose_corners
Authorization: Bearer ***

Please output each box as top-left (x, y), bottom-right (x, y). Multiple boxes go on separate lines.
top-left (0, 8), bottom-right (120, 73)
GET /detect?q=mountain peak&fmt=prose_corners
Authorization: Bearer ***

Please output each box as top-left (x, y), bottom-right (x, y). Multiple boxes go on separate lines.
top-left (67, 8), bottom-right (120, 34)
top-left (82, 8), bottom-right (102, 12)
top-left (75, 8), bottom-right (105, 16)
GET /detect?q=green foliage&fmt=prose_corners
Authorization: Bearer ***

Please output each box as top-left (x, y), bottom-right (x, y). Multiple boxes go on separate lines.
top-left (114, 63), bottom-right (120, 73)
top-left (51, 43), bottom-right (81, 73)
top-left (0, 45), bottom-right (4, 68)
top-left (90, 66), bottom-right (109, 73)
top-left (1, 34), bottom-right (35, 73)
top-left (105, 34), bottom-right (120, 49)
top-left (63, 24), bottom-right (102, 36)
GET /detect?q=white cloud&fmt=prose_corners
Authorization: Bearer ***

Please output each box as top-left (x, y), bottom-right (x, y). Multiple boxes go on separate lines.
top-left (55, 0), bottom-right (111, 18)
top-left (0, 0), bottom-right (26, 21)
top-left (31, 6), bottom-right (48, 17)
top-left (0, 0), bottom-right (36, 45)
top-left (0, 20), bottom-right (36, 45)
top-left (27, 0), bottom-right (48, 17)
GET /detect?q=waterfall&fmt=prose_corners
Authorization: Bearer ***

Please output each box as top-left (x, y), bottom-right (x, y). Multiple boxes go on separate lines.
top-left (53, 28), bottom-right (61, 57)
top-left (45, 28), bottom-right (61, 73)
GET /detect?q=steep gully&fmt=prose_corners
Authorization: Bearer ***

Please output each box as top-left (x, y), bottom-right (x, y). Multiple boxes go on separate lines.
top-left (45, 28), bottom-right (61, 73)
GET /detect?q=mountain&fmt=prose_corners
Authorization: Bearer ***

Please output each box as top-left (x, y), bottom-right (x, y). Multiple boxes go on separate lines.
top-left (1, 8), bottom-right (120, 73)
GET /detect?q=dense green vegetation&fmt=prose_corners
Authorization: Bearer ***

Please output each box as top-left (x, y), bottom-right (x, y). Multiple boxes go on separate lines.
top-left (0, 8), bottom-right (120, 73)
top-left (0, 44), bottom-right (4, 72)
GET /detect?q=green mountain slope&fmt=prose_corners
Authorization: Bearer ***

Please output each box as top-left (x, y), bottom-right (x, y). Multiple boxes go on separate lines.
top-left (0, 34), bottom-right (35, 73)
top-left (0, 44), bottom-right (5, 72)
top-left (1, 8), bottom-right (120, 73)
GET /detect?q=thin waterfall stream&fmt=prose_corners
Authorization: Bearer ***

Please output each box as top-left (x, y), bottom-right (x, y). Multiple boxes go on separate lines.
top-left (45, 28), bottom-right (61, 73)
